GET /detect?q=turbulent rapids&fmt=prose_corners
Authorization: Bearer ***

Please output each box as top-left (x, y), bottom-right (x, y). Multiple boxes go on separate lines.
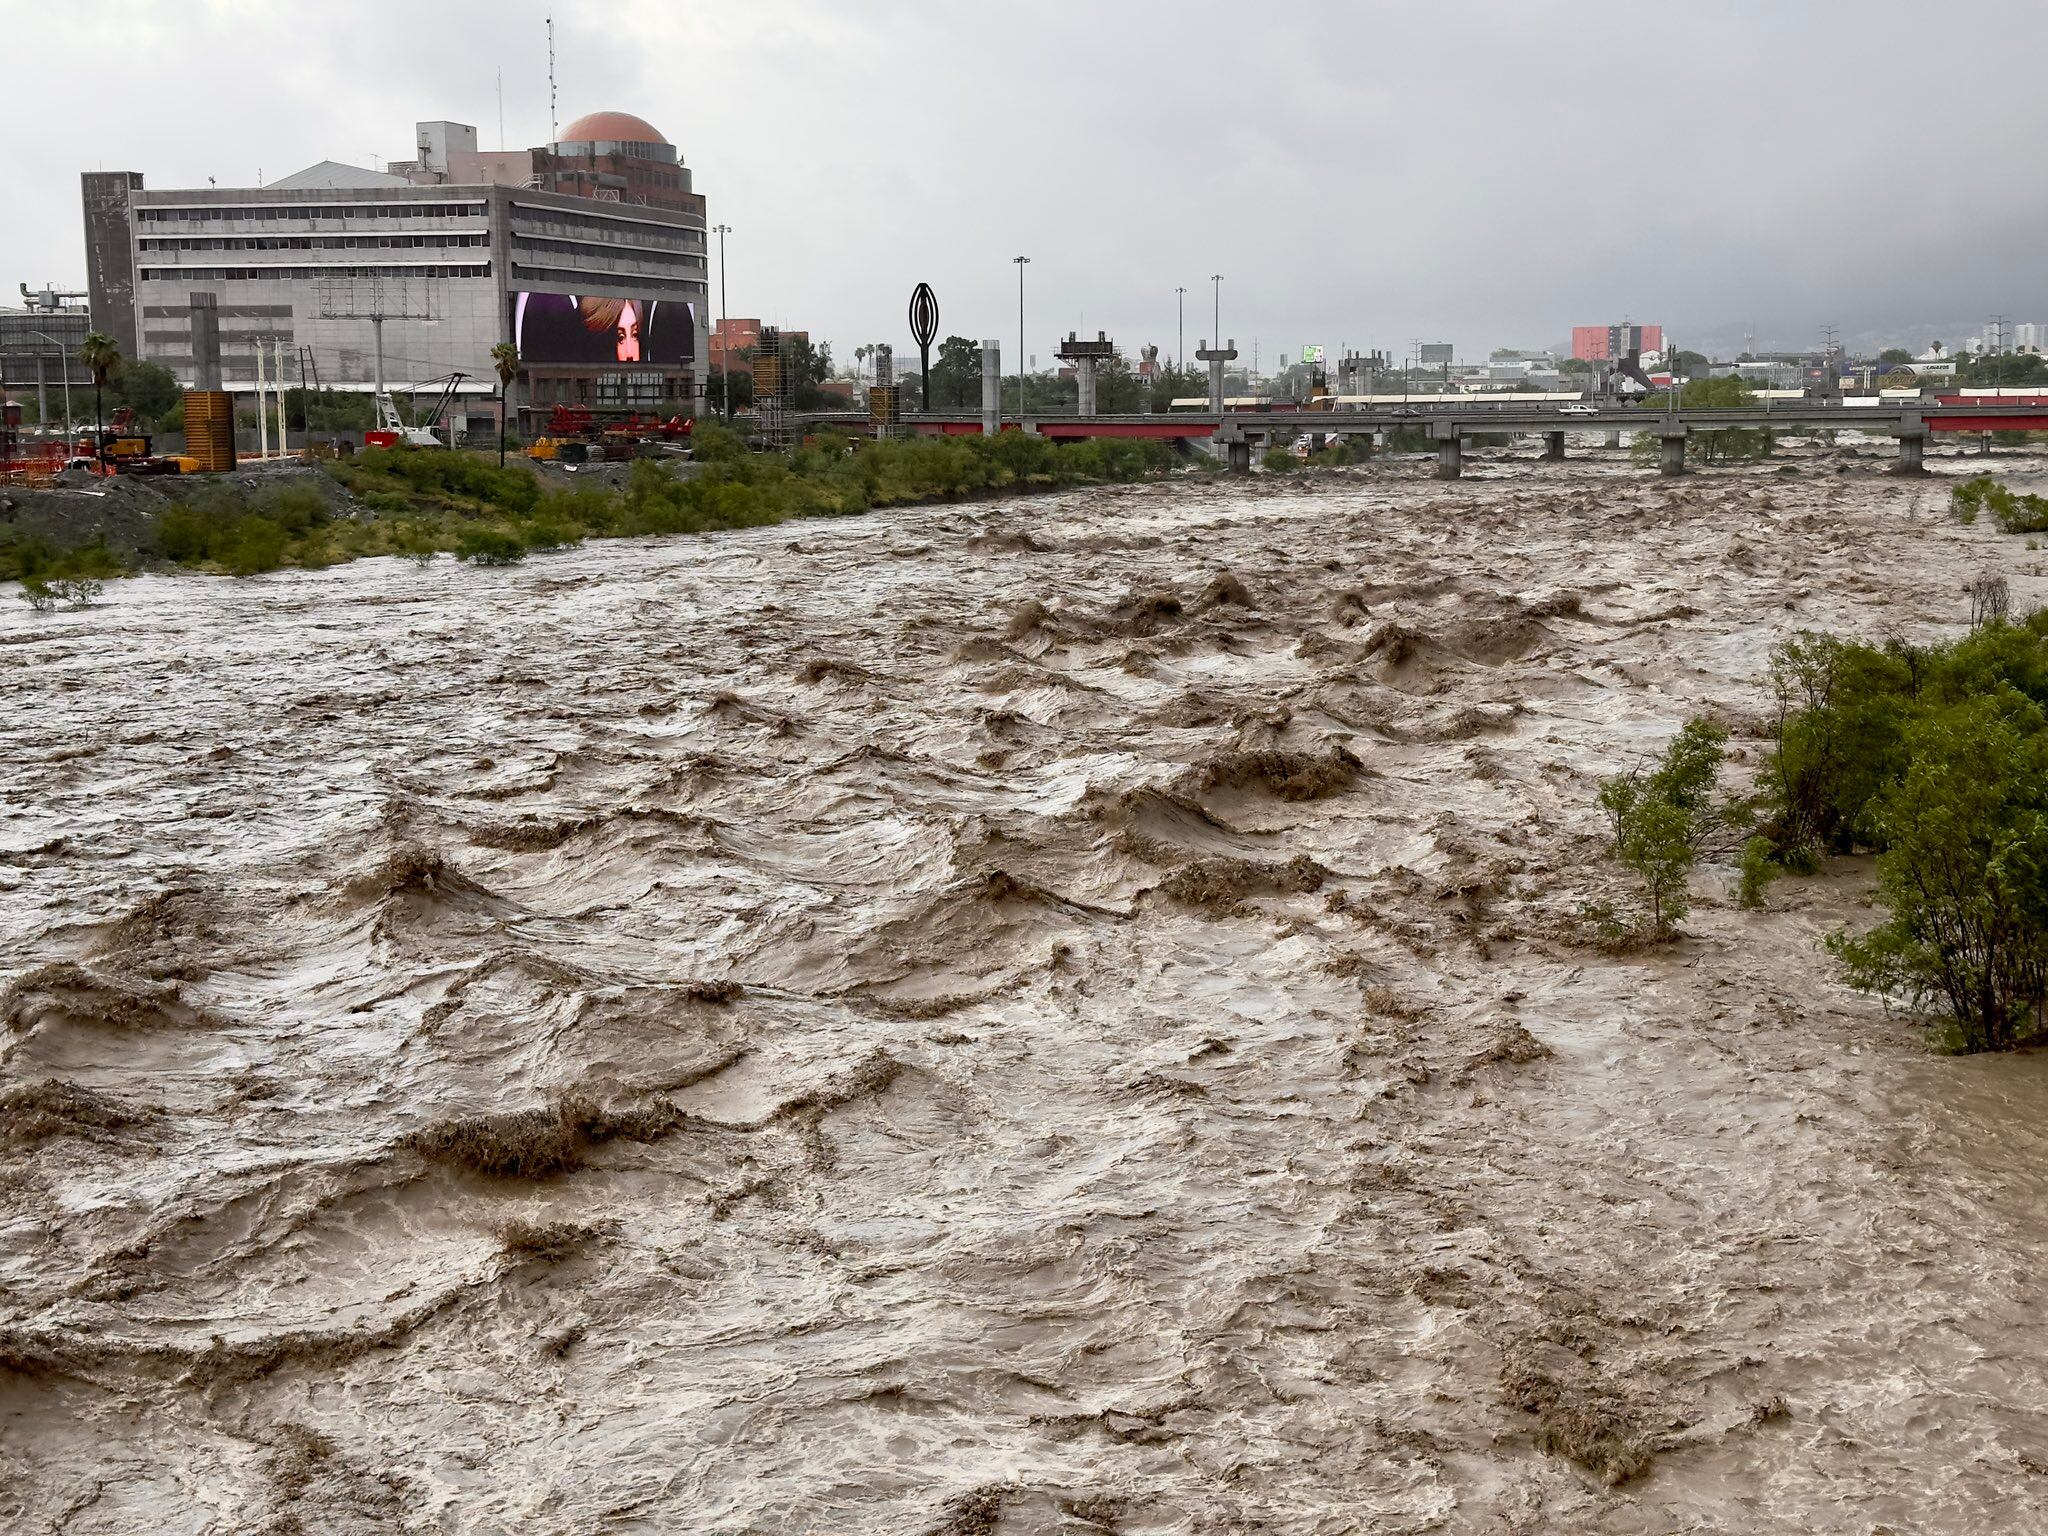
top-left (5, 452), bottom-right (2048, 1533)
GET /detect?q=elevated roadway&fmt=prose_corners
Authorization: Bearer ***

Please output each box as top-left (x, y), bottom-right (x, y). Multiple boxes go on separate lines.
top-left (879, 400), bottom-right (2048, 476)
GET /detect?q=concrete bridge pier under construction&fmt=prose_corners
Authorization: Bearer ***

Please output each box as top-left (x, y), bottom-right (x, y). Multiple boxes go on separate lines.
top-left (1196, 339), bottom-right (1237, 415)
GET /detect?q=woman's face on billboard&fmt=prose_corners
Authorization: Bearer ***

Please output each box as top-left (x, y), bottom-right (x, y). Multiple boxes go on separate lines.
top-left (616, 302), bottom-right (642, 362)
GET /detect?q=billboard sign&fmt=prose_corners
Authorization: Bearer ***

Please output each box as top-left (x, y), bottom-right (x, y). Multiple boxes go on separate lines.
top-left (513, 292), bottom-right (696, 365)
top-left (1302, 345), bottom-right (1325, 364)
top-left (1419, 343), bottom-right (1454, 366)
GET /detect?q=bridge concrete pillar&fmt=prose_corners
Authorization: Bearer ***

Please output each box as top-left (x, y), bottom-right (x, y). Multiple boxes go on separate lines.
top-left (1658, 430), bottom-right (1689, 476)
top-left (1227, 438), bottom-right (1251, 475)
top-left (1196, 339), bottom-right (1237, 416)
top-left (1605, 429), bottom-right (1622, 449)
top-left (1895, 423), bottom-right (1925, 475)
top-left (981, 339), bottom-right (1000, 436)
top-left (1076, 357), bottom-right (1098, 417)
top-left (1432, 423), bottom-right (1462, 479)
top-left (1543, 431), bottom-right (1566, 461)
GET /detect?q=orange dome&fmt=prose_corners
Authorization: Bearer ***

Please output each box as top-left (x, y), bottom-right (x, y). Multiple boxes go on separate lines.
top-left (557, 111), bottom-right (667, 145)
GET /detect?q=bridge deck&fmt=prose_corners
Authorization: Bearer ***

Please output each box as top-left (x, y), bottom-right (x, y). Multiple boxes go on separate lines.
top-left (884, 402), bottom-right (2048, 439)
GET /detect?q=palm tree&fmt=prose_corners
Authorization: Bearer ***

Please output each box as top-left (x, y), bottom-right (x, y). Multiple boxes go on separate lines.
top-left (79, 332), bottom-right (120, 471)
top-left (490, 342), bottom-right (520, 467)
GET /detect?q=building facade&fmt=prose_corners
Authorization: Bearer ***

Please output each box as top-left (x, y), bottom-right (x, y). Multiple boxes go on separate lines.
top-left (0, 307), bottom-right (91, 429)
top-left (1571, 322), bottom-right (1663, 361)
top-left (82, 111), bottom-right (708, 429)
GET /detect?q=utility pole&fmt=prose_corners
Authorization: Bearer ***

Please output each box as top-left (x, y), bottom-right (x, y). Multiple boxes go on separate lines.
top-left (1014, 256), bottom-right (1030, 422)
top-left (255, 332), bottom-right (269, 460)
top-left (274, 337), bottom-right (290, 457)
top-left (713, 223), bottom-right (732, 420)
top-left (1989, 314), bottom-right (2008, 389)
top-left (26, 331), bottom-right (73, 444)
top-left (1209, 275), bottom-right (1223, 366)
top-left (1175, 285), bottom-right (1187, 373)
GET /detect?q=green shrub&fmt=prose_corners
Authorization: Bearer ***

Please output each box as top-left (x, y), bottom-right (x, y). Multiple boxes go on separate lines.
top-left (1827, 698), bottom-right (2048, 1051)
top-left (1755, 614), bottom-right (2048, 1050)
top-left (223, 518), bottom-right (288, 576)
top-left (1737, 835), bottom-right (1781, 909)
top-left (345, 446), bottom-right (540, 514)
top-left (16, 577), bottom-right (58, 613)
top-left (1952, 475), bottom-right (2048, 534)
top-left (455, 526), bottom-right (527, 565)
top-left (1598, 719), bottom-right (1728, 936)
top-left (519, 516), bottom-right (583, 551)
top-left (1262, 446), bottom-right (1298, 472)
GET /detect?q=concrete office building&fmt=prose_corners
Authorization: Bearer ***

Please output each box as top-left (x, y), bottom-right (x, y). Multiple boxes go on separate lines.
top-left (81, 111), bottom-right (709, 433)
top-left (0, 301), bottom-right (91, 430)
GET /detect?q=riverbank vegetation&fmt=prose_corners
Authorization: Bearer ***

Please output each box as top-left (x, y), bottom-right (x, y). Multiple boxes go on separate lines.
top-left (1952, 473), bottom-right (2048, 533)
top-left (3, 425), bottom-right (1194, 583)
top-left (1607, 607), bottom-right (2048, 1053)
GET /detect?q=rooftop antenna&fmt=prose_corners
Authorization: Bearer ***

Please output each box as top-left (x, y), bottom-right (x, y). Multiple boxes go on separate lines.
top-left (497, 67), bottom-right (505, 150)
top-left (546, 17), bottom-right (557, 145)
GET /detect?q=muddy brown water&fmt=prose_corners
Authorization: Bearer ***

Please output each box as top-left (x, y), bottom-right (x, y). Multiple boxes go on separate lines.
top-left (5, 448), bottom-right (2048, 1533)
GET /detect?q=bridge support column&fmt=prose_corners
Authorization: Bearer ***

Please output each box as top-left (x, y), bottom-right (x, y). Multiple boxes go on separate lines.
top-left (1434, 426), bottom-right (1462, 479)
top-left (1227, 438), bottom-right (1251, 475)
top-left (1543, 430), bottom-right (1566, 461)
top-left (1895, 425), bottom-right (1925, 475)
top-left (981, 339), bottom-right (1000, 436)
top-left (1075, 357), bottom-right (1098, 417)
top-left (1196, 338), bottom-right (1237, 416)
top-left (1657, 431), bottom-right (1689, 476)
top-left (1605, 429), bottom-right (1622, 449)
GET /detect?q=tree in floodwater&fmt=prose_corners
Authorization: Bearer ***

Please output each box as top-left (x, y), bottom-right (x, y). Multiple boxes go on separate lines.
top-left (1829, 697), bottom-right (2048, 1053)
top-left (1598, 718), bottom-right (1728, 936)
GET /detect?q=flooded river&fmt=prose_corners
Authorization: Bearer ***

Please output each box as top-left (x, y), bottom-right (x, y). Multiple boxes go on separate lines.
top-left (5, 449), bottom-right (2048, 1532)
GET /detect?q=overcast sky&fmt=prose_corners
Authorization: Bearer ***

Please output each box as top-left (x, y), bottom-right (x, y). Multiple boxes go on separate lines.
top-left (13, 1), bottom-right (2047, 365)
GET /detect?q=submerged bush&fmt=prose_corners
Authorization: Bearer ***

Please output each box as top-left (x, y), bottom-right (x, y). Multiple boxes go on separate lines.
top-left (1827, 698), bottom-right (2048, 1052)
top-left (1755, 613), bottom-right (2048, 1049)
top-left (1597, 719), bottom-right (1728, 936)
top-left (1953, 475), bottom-right (2048, 534)
top-left (455, 526), bottom-right (527, 565)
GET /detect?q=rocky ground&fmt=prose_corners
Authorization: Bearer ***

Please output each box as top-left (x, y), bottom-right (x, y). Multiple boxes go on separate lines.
top-left (3, 442), bottom-right (2047, 1534)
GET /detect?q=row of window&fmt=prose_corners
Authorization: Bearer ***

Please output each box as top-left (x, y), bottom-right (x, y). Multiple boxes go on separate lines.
top-left (511, 234), bottom-right (696, 268)
top-left (136, 202), bottom-right (487, 223)
top-left (511, 219), bottom-right (700, 254)
top-left (139, 263), bottom-right (491, 282)
top-left (510, 262), bottom-right (699, 292)
top-left (140, 234), bottom-right (489, 253)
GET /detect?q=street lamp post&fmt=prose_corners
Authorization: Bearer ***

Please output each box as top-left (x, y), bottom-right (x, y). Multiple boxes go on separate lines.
top-left (1210, 275), bottom-right (1223, 365)
top-left (1176, 286), bottom-right (1187, 373)
top-left (26, 330), bottom-right (74, 447)
top-left (712, 223), bottom-right (732, 421)
top-left (1013, 256), bottom-right (1030, 423)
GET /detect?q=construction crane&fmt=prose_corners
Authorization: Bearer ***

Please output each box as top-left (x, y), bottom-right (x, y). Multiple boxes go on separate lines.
top-left (368, 372), bottom-right (465, 449)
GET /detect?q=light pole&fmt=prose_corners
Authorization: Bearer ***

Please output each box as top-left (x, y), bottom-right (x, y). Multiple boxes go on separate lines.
top-left (1209, 275), bottom-right (1223, 361)
top-left (26, 330), bottom-right (74, 446)
top-left (1175, 285), bottom-right (1187, 373)
top-left (713, 223), bottom-right (732, 420)
top-left (1013, 256), bottom-right (1030, 422)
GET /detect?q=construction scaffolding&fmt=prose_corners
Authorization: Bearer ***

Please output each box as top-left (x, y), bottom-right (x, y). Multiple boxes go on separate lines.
top-left (754, 325), bottom-right (791, 446)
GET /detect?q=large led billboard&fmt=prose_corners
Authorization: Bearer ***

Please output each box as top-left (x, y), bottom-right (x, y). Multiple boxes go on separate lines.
top-left (513, 292), bottom-right (696, 365)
